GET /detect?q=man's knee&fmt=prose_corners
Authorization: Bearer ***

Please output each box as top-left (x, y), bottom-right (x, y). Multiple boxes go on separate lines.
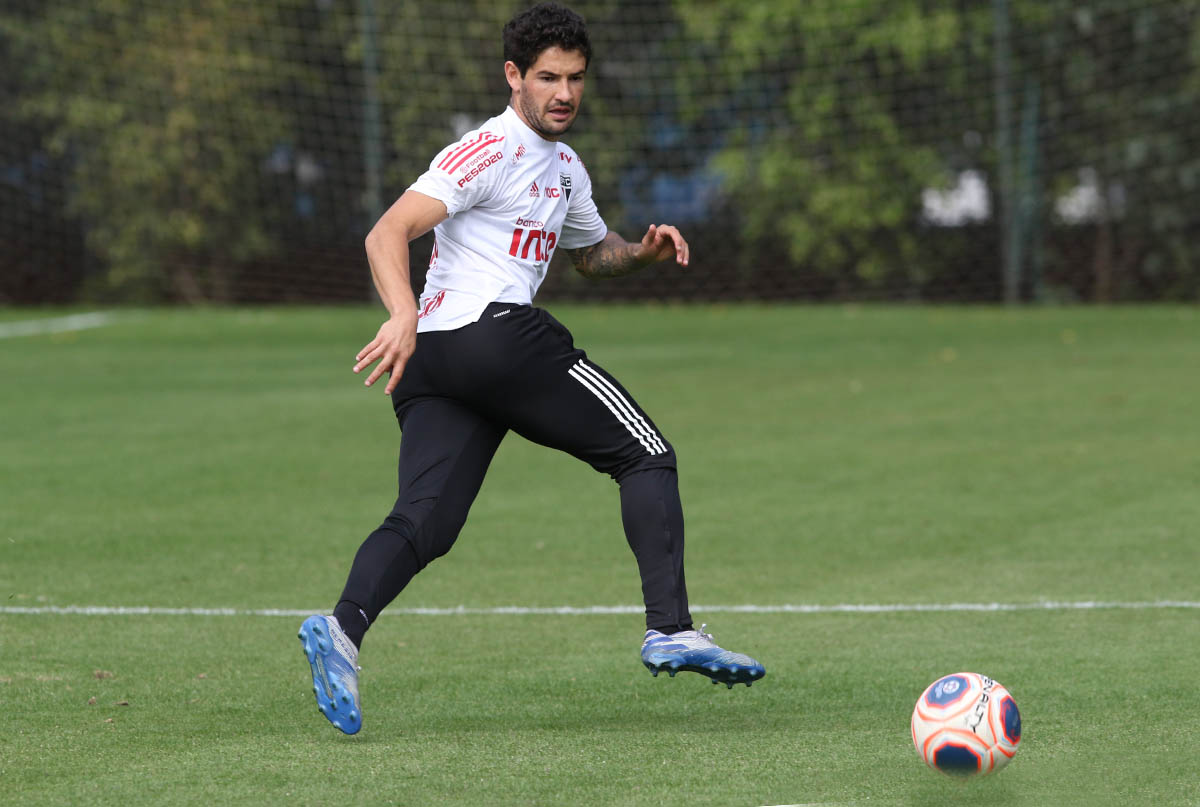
top-left (610, 445), bottom-right (677, 484)
top-left (381, 497), bottom-right (468, 567)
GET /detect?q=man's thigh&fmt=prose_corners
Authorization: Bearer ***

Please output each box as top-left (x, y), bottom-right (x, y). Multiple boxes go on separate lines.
top-left (392, 304), bottom-right (675, 480)
top-left (473, 308), bottom-right (677, 479)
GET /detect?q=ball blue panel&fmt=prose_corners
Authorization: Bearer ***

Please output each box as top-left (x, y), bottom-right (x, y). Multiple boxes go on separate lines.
top-left (925, 674), bottom-right (971, 706)
top-left (1000, 696), bottom-right (1022, 743)
top-left (933, 743), bottom-right (981, 776)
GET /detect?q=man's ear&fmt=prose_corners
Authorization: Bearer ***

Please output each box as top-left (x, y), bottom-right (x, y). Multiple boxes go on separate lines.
top-left (504, 61), bottom-right (523, 93)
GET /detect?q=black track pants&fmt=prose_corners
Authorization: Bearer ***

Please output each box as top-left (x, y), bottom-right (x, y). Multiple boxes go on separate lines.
top-left (337, 303), bottom-right (691, 634)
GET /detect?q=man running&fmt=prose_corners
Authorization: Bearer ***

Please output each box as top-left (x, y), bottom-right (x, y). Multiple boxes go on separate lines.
top-left (299, 2), bottom-right (764, 735)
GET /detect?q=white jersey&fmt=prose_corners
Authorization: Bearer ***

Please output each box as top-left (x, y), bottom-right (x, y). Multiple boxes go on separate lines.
top-left (407, 105), bottom-right (609, 332)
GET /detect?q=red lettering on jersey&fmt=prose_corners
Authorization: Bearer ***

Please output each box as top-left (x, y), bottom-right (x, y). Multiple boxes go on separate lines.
top-left (559, 152), bottom-right (573, 163)
top-left (522, 230), bottom-right (543, 260)
top-left (418, 289), bottom-right (446, 319)
top-left (439, 133), bottom-right (504, 173)
top-left (456, 151), bottom-right (504, 188)
top-left (508, 227), bottom-right (558, 263)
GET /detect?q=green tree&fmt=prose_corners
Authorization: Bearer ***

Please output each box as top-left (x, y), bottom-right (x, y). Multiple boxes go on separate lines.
top-left (3, 0), bottom-right (307, 301)
top-left (675, 0), bottom-right (1200, 301)
top-left (1020, 1), bottom-right (1200, 300)
top-left (673, 0), bottom-right (965, 297)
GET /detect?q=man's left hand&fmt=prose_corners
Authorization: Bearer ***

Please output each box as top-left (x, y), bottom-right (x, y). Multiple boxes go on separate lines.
top-left (636, 224), bottom-right (690, 268)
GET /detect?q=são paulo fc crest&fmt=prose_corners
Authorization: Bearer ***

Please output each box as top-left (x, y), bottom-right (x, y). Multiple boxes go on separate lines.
top-left (559, 173), bottom-right (572, 202)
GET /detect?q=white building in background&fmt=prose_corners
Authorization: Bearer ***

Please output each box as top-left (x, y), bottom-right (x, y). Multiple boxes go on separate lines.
top-left (921, 166), bottom-right (1124, 226)
top-left (921, 169), bottom-right (990, 226)
top-left (1054, 167), bottom-right (1126, 223)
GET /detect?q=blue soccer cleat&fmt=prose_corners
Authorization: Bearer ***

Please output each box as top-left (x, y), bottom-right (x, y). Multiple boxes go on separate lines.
top-left (298, 614), bottom-right (362, 734)
top-left (641, 624), bottom-right (765, 689)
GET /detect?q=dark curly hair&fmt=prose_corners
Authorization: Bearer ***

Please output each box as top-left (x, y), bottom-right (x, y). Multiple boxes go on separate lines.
top-left (502, 3), bottom-right (592, 76)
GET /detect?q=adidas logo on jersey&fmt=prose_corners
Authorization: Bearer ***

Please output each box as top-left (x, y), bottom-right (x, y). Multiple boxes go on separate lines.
top-left (529, 182), bottom-right (540, 198)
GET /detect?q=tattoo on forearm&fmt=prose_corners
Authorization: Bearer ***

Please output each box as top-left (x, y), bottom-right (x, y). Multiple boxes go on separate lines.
top-left (565, 238), bottom-right (640, 279)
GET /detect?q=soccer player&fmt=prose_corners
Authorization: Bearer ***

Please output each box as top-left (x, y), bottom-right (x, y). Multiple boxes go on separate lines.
top-left (298, 2), bottom-right (764, 735)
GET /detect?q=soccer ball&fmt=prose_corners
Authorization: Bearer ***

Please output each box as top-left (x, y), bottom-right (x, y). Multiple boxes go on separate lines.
top-left (911, 672), bottom-right (1022, 777)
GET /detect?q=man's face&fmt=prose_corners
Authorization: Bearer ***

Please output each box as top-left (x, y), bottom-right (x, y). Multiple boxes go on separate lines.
top-left (505, 46), bottom-right (587, 140)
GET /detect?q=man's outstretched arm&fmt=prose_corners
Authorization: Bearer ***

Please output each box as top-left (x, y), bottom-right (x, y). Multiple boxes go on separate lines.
top-left (565, 224), bottom-right (690, 279)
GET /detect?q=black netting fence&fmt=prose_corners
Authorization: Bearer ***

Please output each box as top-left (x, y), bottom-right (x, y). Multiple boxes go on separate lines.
top-left (3, 1), bottom-right (1198, 304)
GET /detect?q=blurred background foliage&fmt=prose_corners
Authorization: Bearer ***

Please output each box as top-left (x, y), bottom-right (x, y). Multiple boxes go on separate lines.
top-left (2, 0), bottom-right (1198, 304)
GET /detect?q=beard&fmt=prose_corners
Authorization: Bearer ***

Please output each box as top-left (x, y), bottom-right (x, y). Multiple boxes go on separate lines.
top-left (518, 92), bottom-right (577, 140)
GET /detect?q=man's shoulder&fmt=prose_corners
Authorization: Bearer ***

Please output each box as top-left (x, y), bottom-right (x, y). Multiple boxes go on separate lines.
top-left (553, 142), bottom-right (590, 177)
top-left (432, 117), bottom-right (508, 178)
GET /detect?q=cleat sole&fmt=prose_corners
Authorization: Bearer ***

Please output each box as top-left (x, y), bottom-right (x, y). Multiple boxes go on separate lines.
top-left (298, 615), bottom-right (361, 735)
top-left (643, 656), bottom-right (766, 687)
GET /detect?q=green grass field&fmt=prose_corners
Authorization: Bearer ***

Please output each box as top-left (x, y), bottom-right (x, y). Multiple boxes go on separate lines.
top-left (2, 304), bottom-right (1198, 806)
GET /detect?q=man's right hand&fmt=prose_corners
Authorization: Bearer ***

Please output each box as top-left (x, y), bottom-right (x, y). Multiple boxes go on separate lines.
top-left (353, 310), bottom-right (418, 395)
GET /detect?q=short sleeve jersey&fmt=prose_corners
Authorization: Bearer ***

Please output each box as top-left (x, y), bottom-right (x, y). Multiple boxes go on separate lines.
top-left (407, 105), bottom-right (609, 332)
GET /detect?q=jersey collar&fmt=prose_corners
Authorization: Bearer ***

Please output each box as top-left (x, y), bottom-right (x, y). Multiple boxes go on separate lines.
top-left (502, 105), bottom-right (560, 153)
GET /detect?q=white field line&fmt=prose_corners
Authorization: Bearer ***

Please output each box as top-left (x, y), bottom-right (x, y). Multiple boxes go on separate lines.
top-left (1, 601), bottom-right (1198, 617)
top-left (0, 311), bottom-right (119, 339)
